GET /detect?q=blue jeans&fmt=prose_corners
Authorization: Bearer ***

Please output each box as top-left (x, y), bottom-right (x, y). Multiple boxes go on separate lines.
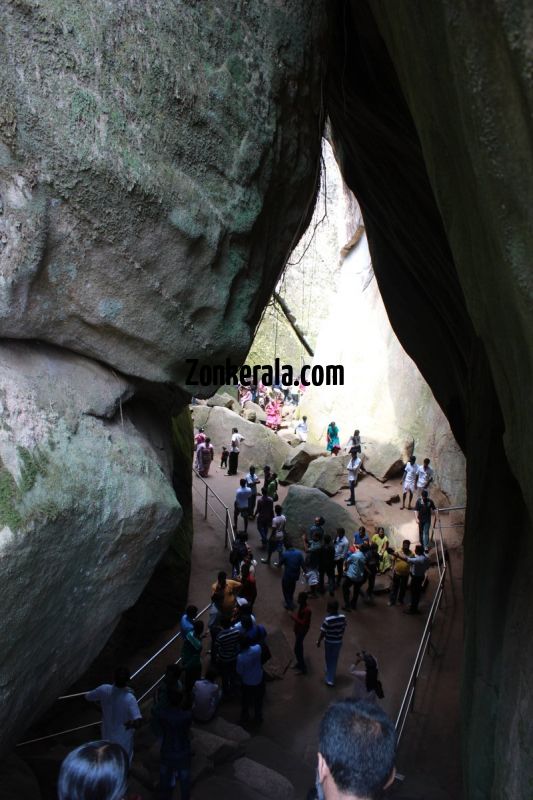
top-left (325, 641), bottom-right (342, 685)
top-left (159, 761), bottom-right (191, 800)
top-left (419, 520), bottom-right (431, 549)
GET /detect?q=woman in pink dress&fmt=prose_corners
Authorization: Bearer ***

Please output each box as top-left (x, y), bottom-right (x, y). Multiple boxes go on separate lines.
top-left (265, 399), bottom-right (281, 431)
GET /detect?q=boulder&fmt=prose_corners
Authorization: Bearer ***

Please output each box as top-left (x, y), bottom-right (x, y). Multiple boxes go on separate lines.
top-left (362, 437), bottom-right (413, 483)
top-left (233, 758), bottom-right (295, 800)
top-left (278, 430), bottom-right (302, 447)
top-left (0, 2), bottom-right (326, 390)
top-left (243, 401), bottom-right (267, 424)
top-left (193, 406), bottom-right (291, 473)
top-left (191, 729), bottom-right (242, 765)
top-left (300, 454), bottom-right (351, 496)
top-left (278, 441), bottom-right (327, 485)
top-left (207, 393), bottom-right (240, 413)
top-left (0, 341), bottom-right (181, 753)
top-left (191, 405), bottom-right (211, 431)
top-left (282, 485), bottom-right (362, 540)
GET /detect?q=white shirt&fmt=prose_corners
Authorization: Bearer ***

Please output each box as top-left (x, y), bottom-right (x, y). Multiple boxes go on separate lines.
top-left (347, 457), bottom-right (362, 482)
top-left (403, 462), bottom-right (418, 487)
top-left (85, 684), bottom-right (141, 761)
top-left (272, 514), bottom-right (286, 541)
top-left (235, 486), bottom-right (252, 509)
top-left (231, 432), bottom-right (244, 452)
top-left (192, 679), bottom-right (221, 722)
top-left (417, 465), bottom-right (434, 489)
top-left (245, 472), bottom-right (260, 493)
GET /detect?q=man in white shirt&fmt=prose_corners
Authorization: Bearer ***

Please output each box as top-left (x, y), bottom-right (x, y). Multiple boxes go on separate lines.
top-left (295, 415), bottom-right (309, 442)
top-left (192, 668), bottom-right (222, 722)
top-left (401, 456), bottom-right (418, 510)
top-left (346, 448), bottom-right (362, 506)
top-left (85, 666), bottom-right (142, 762)
top-left (416, 458), bottom-right (434, 494)
top-left (261, 504), bottom-right (286, 566)
top-left (234, 478), bottom-right (252, 533)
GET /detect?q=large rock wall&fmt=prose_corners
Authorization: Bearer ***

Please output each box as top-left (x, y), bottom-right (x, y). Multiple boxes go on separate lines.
top-left (0, 1), bottom-right (326, 389)
top-left (0, 0), bottom-right (328, 751)
top-left (0, 341), bottom-right (181, 751)
top-left (326, 1), bottom-right (533, 796)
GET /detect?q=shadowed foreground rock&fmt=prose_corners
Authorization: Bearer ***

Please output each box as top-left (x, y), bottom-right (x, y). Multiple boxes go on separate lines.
top-left (0, 341), bottom-right (181, 751)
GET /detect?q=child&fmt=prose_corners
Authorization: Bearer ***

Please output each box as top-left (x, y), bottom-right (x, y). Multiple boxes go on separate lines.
top-left (220, 446), bottom-right (229, 469)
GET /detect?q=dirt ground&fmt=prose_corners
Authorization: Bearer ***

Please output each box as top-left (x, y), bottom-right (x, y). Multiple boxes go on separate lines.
top-left (187, 454), bottom-right (465, 798)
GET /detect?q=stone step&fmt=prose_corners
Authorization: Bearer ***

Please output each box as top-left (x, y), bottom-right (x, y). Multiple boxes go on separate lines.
top-left (191, 775), bottom-right (275, 800)
top-left (233, 756), bottom-right (295, 800)
top-left (191, 727), bottom-right (244, 764)
top-left (241, 735), bottom-right (313, 796)
top-left (196, 716), bottom-right (251, 745)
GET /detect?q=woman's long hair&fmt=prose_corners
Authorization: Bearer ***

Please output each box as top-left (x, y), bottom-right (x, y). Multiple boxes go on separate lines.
top-left (58, 740), bottom-right (128, 800)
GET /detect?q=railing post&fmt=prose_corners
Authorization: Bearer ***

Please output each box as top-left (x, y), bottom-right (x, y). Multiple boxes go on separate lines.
top-left (204, 483), bottom-right (208, 520)
top-left (224, 507), bottom-right (229, 549)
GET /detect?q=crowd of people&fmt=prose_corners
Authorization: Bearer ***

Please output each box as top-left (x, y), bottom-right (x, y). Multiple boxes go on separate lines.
top-left (54, 415), bottom-right (440, 800)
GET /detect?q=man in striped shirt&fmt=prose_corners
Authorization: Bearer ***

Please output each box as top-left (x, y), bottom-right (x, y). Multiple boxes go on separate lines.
top-left (215, 616), bottom-right (241, 695)
top-left (317, 600), bottom-right (347, 687)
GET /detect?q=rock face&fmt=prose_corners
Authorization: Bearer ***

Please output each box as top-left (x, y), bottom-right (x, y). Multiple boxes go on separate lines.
top-left (326, 2), bottom-right (533, 795)
top-left (299, 144), bottom-right (465, 503)
top-left (300, 454), bottom-right (350, 496)
top-left (278, 442), bottom-right (327, 485)
top-left (0, 2), bottom-right (326, 390)
top-left (282, 485), bottom-right (362, 541)
top-left (191, 405), bottom-right (291, 473)
top-left (0, 341), bottom-right (181, 750)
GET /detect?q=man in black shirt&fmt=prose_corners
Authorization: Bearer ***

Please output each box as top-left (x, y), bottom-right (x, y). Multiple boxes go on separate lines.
top-left (414, 490), bottom-right (436, 552)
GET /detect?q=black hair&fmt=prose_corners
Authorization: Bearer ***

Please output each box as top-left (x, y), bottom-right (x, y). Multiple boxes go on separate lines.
top-left (240, 478), bottom-right (247, 487)
top-left (319, 700), bottom-right (396, 798)
top-left (185, 604), bottom-right (198, 619)
top-left (217, 571), bottom-right (227, 582)
top-left (113, 666), bottom-right (130, 688)
top-left (58, 740), bottom-right (128, 800)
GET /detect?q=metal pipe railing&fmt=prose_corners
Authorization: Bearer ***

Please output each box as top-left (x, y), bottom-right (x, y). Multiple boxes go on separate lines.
top-left (395, 504), bottom-right (465, 744)
top-left (192, 469), bottom-right (236, 548)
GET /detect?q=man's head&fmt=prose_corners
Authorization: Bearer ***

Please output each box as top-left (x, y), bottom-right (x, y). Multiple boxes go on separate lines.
top-left (327, 600), bottom-right (339, 615)
top-left (185, 604), bottom-right (198, 620)
top-left (249, 465), bottom-right (256, 474)
top-left (275, 504), bottom-right (283, 515)
top-left (303, 415), bottom-right (308, 422)
top-left (317, 700), bottom-right (396, 800)
top-left (217, 571), bottom-right (227, 586)
top-left (350, 447), bottom-right (359, 456)
top-left (409, 456), bottom-right (416, 465)
top-left (423, 458), bottom-right (430, 467)
top-left (421, 489), bottom-right (428, 499)
top-left (232, 427), bottom-right (238, 433)
top-left (205, 437), bottom-right (211, 445)
top-left (336, 528), bottom-right (345, 539)
top-left (113, 666), bottom-right (130, 688)
top-left (402, 539), bottom-right (411, 554)
top-left (415, 544), bottom-right (424, 556)
top-left (240, 478), bottom-right (247, 488)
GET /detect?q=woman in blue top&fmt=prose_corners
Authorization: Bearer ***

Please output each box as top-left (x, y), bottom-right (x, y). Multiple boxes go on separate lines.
top-left (326, 421), bottom-right (340, 454)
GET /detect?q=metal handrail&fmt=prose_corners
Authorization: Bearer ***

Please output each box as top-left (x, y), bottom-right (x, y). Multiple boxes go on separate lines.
top-left (192, 468), bottom-right (236, 548)
top-left (395, 504), bottom-right (465, 744)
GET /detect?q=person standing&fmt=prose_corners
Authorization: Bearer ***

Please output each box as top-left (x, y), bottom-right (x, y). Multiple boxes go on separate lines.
top-left (416, 458), bottom-right (434, 494)
top-left (397, 544), bottom-right (430, 614)
top-left (245, 465), bottom-right (261, 518)
top-left (291, 592), bottom-right (312, 674)
top-left (346, 447), bottom-right (362, 506)
top-left (349, 651), bottom-right (382, 704)
top-left (414, 490), bottom-right (437, 551)
top-left (319, 533), bottom-right (336, 596)
top-left (364, 543), bottom-right (380, 604)
top-left (152, 688), bottom-right (192, 800)
top-left (266, 471), bottom-right (279, 501)
top-left (211, 571), bottom-right (241, 616)
top-left (333, 528), bottom-right (349, 587)
top-left (236, 637), bottom-right (265, 724)
top-left (353, 526), bottom-right (369, 549)
top-left (234, 478), bottom-right (252, 533)
top-left (326, 421), bottom-right (340, 455)
top-left (227, 428), bottom-right (244, 475)
top-left (261, 504), bottom-right (286, 566)
top-left (192, 668), bottom-right (221, 723)
top-left (197, 436), bottom-right (214, 477)
top-left (181, 620), bottom-right (204, 694)
top-left (238, 563), bottom-right (257, 610)
top-left (85, 666), bottom-right (142, 763)
top-left (342, 547), bottom-right (368, 611)
top-left (401, 456), bottom-right (418, 509)
top-left (295, 415), bottom-right (308, 442)
top-left (180, 605), bottom-right (198, 637)
top-left (344, 429), bottom-right (362, 454)
top-left (388, 540), bottom-right (414, 606)
top-left (317, 600), bottom-right (347, 687)
top-left (279, 539), bottom-right (305, 610)
top-left (255, 488), bottom-right (274, 549)
top-left (215, 616), bottom-right (242, 695)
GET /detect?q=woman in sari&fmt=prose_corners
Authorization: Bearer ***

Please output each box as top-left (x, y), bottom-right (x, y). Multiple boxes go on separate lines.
top-left (326, 421), bottom-right (340, 454)
top-left (265, 399), bottom-right (282, 431)
top-left (198, 437), bottom-right (214, 477)
top-left (372, 526), bottom-right (393, 573)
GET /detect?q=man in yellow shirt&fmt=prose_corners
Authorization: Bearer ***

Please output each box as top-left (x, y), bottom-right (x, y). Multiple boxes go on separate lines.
top-left (211, 571), bottom-right (241, 616)
top-left (388, 540), bottom-right (413, 606)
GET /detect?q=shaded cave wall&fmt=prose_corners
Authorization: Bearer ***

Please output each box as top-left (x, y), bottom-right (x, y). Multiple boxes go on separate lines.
top-left (326, 2), bottom-right (533, 797)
